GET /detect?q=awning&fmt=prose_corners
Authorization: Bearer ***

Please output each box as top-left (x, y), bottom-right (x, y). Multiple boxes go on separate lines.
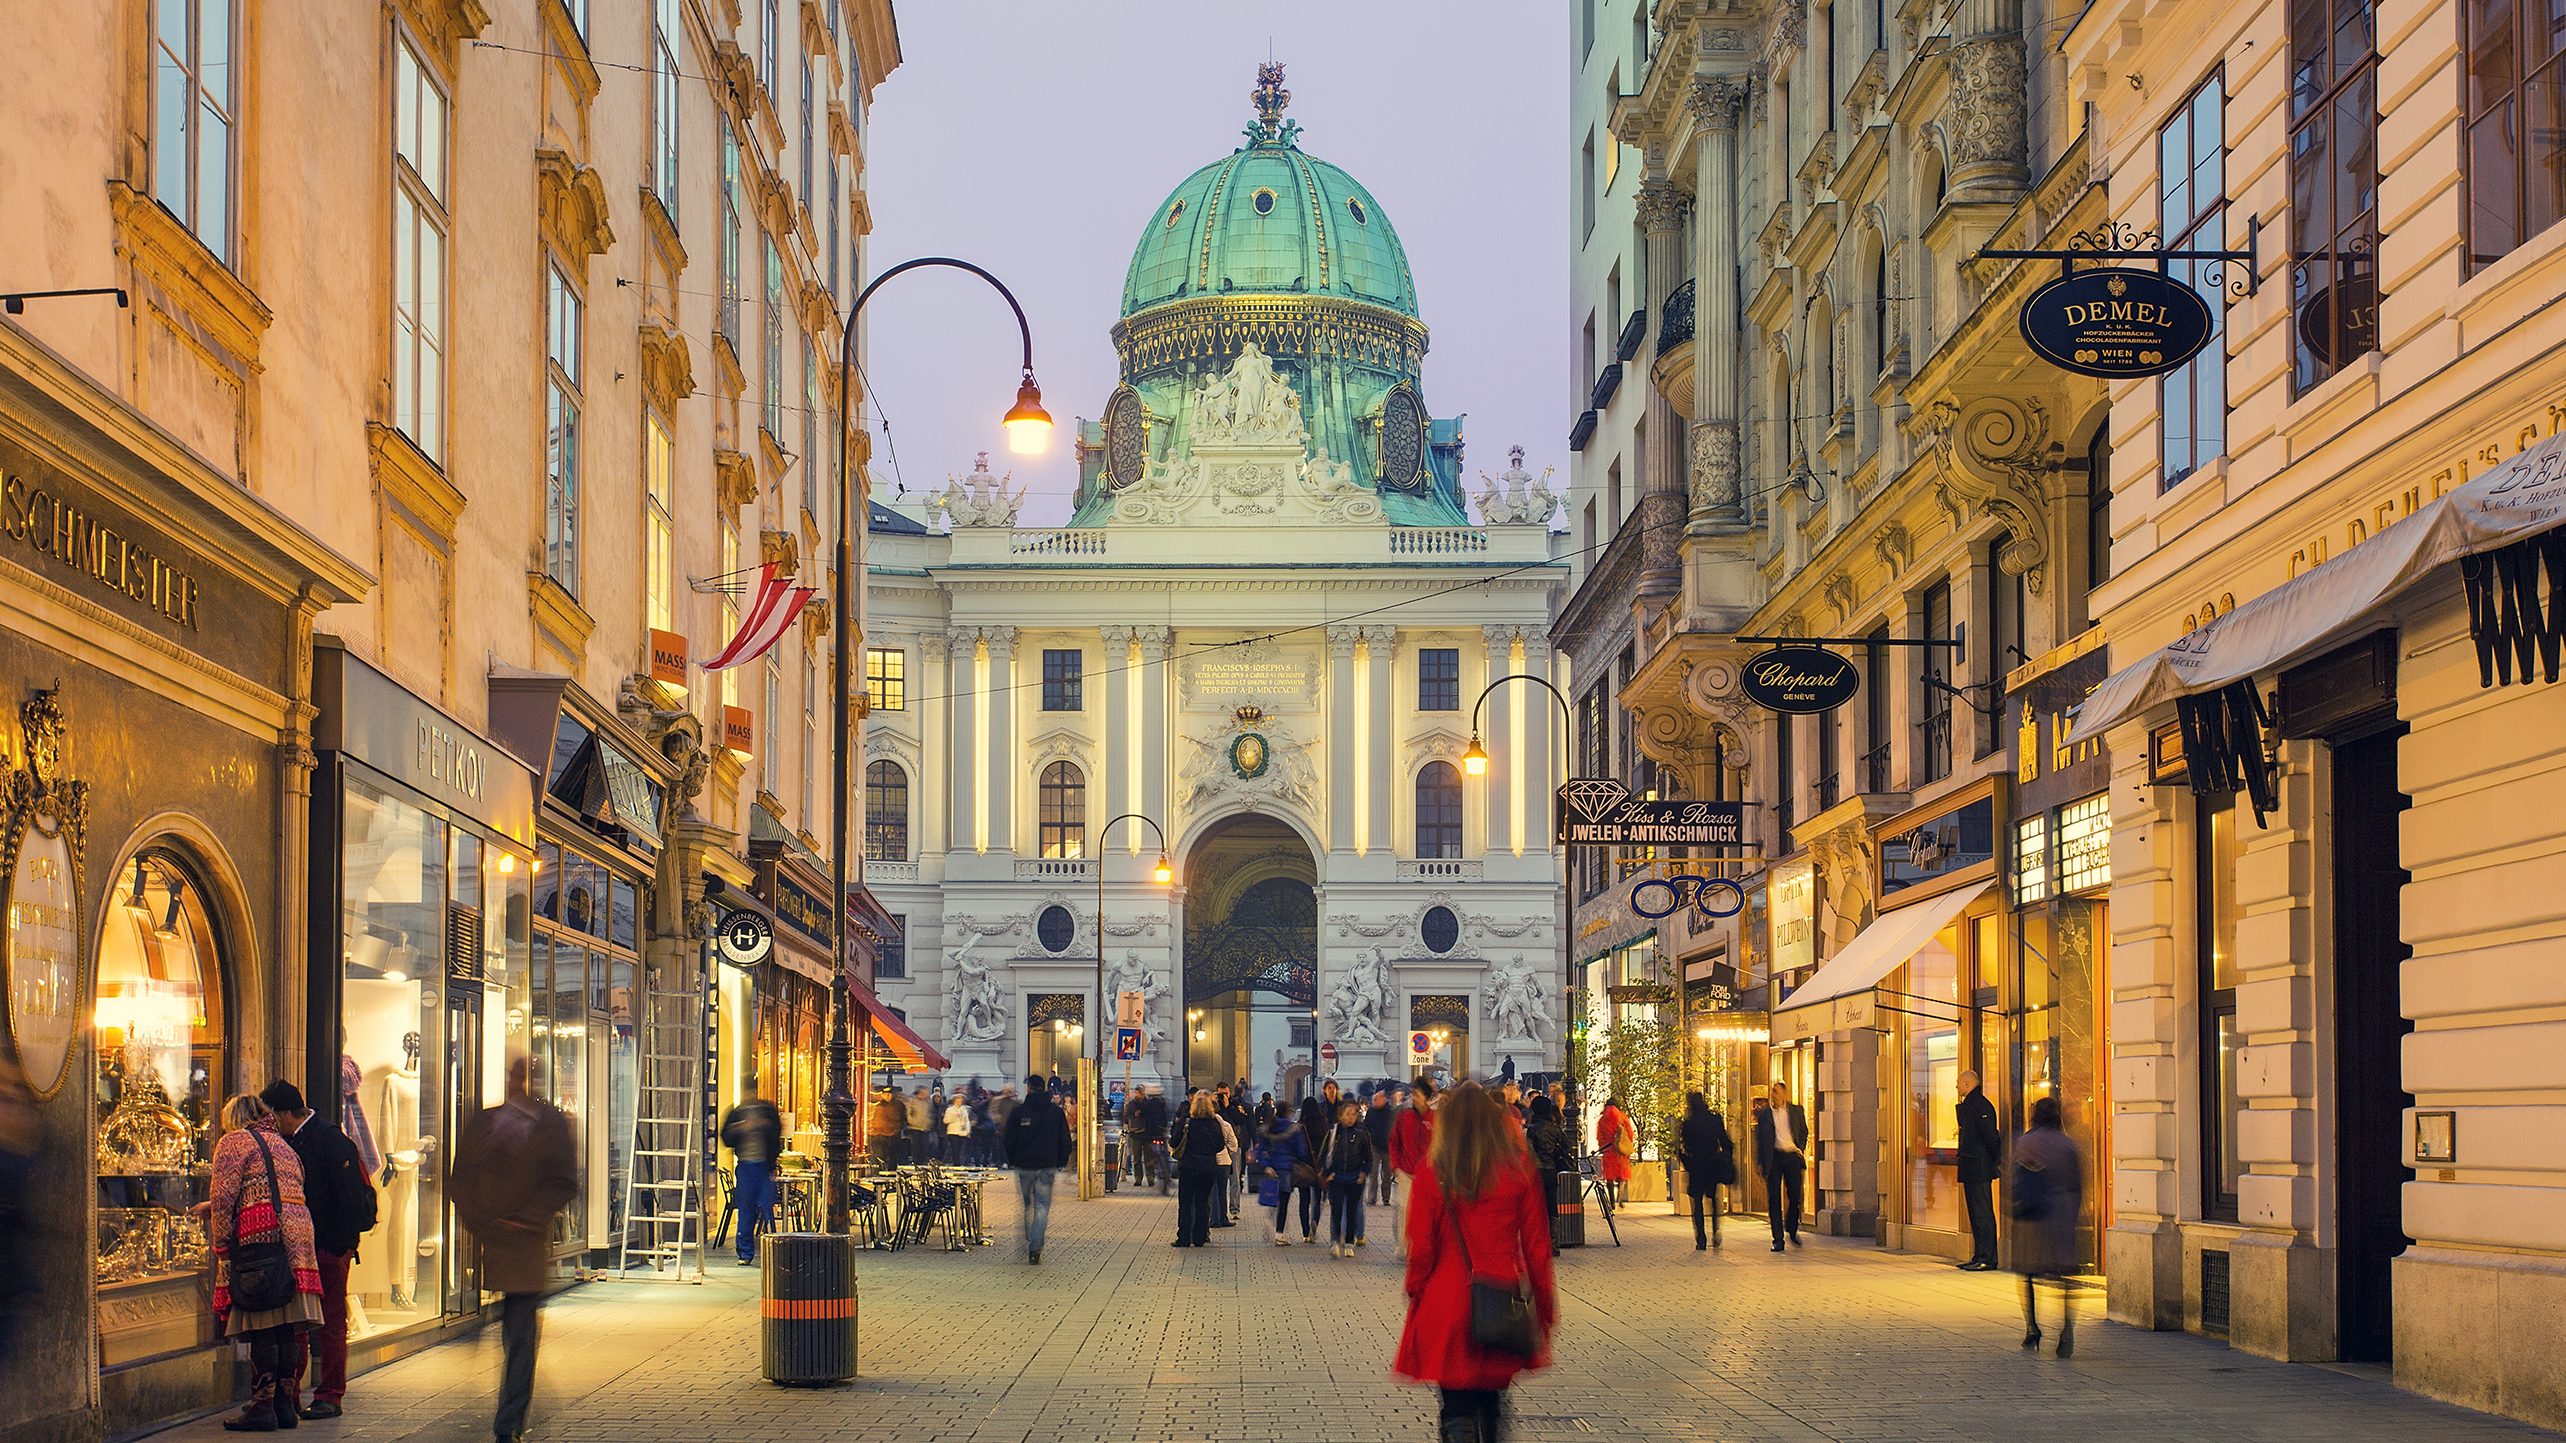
top-left (1772, 880), bottom-right (1992, 1041)
top-left (2080, 433), bottom-right (2566, 735)
top-left (851, 978), bottom-right (949, 1073)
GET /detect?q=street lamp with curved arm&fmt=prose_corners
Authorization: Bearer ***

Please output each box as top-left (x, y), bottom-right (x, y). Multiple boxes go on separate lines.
top-left (1088, 813), bottom-right (1172, 1198)
top-left (1461, 672), bottom-right (1573, 777)
top-left (823, 258), bottom-right (1047, 1237)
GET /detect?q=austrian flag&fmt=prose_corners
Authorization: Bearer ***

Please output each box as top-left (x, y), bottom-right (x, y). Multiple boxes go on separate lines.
top-left (700, 564), bottom-right (817, 671)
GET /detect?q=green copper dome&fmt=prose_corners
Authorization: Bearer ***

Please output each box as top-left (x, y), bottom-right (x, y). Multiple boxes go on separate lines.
top-left (1120, 115), bottom-right (1418, 317)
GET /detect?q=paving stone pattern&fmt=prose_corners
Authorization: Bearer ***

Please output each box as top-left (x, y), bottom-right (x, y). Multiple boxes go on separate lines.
top-left (148, 1185), bottom-right (2558, 1443)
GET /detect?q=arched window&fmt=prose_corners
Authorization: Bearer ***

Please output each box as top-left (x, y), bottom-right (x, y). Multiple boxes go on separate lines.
top-left (1415, 761), bottom-right (1463, 859)
top-left (1870, 238), bottom-right (1891, 379)
top-left (863, 760), bottom-right (908, 862)
top-left (1038, 761), bottom-right (1085, 858)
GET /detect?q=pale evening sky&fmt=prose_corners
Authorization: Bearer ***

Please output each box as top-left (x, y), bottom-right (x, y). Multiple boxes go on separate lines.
top-left (859, 2), bottom-right (1571, 526)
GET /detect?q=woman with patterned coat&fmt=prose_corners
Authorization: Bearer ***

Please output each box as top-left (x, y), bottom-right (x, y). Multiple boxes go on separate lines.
top-left (203, 1094), bottom-right (323, 1432)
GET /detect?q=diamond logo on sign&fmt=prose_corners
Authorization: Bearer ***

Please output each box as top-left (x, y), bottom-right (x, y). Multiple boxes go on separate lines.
top-left (1559, 777), bottom-right (1631, 823)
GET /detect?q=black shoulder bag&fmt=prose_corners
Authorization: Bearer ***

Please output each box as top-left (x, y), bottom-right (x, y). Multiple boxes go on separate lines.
top-left (1447, 1199), bottom-right (1538, 1360)
top-left (227, 1131), bottom-right (297, 1314)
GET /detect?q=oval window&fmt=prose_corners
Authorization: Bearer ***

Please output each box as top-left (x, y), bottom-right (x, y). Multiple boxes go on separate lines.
top-left (1036, 905), bottom-right (1077, 955)
top-left (1251, 188), bottom-right (1277, 216)
top-left (1164, 198), bottom-right (1186, 230)
top-left (1421, 905), bottom-right (1460, 955)
top-left (1347, 196), bottom-right (1368, 225)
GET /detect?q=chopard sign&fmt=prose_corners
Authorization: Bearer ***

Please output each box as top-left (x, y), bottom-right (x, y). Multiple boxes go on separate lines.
top-left (1739, 646), bottom-right (1860, 714)
top-left (1, 472), bottom-right (202, 629)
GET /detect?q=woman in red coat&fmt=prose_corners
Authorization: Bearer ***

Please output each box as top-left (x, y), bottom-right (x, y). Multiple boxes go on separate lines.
top-left (1395, 1083), bottom-right (1558, 1443)
top-left (1595, 1097), bottom-right (1636, 1208)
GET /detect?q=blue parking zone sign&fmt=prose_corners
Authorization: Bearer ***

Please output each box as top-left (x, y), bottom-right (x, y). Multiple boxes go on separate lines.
top-left (1115, 1027), bottom-right (1144, 1061)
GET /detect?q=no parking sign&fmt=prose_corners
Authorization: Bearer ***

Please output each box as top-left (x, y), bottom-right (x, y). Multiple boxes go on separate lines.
top-left (1408, 1030), bottom-right (1433, 1060)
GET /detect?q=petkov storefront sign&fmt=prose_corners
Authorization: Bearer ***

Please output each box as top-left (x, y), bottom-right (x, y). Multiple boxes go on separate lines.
top-left (2019, 267), bottom-right (2213, 379)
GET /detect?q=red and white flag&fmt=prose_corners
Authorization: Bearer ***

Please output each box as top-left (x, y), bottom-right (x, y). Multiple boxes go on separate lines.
top-left (700, 564), bottom-right (817, 671)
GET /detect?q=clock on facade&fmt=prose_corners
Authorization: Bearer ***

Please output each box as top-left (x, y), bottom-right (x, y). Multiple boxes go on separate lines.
top-left (1377, 383), bottom-right (1428, 492)
top-left (1103, 385), bottom-right (1149, 490)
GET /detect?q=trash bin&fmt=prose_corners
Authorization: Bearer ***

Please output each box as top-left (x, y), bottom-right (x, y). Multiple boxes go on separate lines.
top-left (1102, 1121), bottom-right (1121, 1192)
top-left (760, 1232), bottom-right (858, 1385)
top-left (1552, 1172), bottom-right (1585, 1249)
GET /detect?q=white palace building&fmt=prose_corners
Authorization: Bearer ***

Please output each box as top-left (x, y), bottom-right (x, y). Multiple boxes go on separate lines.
top-left (860, 73), bottom-right (1569, 1099)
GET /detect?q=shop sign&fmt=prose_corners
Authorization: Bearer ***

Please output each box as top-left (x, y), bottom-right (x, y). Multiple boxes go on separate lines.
top-left (1, 465), bottom-right (202, 629)
top-left (1768, 859), bottom-right (1815, 985)
top-left (1554, 777), bottom-right (1745, 847)
top-left (2018, 267), bottom-right (2214, 379)
top-left (716, 908), bottom-right (774, 965)
top-left (1739, 646), bottom-right (1861, 714)
top-left (2, 692), bottom-right (84, 1099)
top-left (723, 705), bottom-right (755, 757)
top-left (764, 868), bottom-right (835, 948)
top-left (648, 629), bottom-right (689, 690)
top-left (2011, 644), bottom-right (2112, 816)
top-left (316, 644), bottom-right (536, 843)
top-left (1879, 792), bottom-right (1997, 898)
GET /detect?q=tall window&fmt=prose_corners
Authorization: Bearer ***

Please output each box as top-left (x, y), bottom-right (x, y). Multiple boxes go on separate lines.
top-left (1581, 133), bottom-right (1598, 241)
top-left (391, 37), bottom-right (447, 461)
top-left (764, 651), bottom-right (783, 791)
top-left (801, 653), bottom-right (818, 825)
top-left (827, 158), bottom-right (842, 298)
top-left (651, 0), bottom-right (681, 219)
top-left (2292, 0), bottom-right (2379, 387)
top-left (644, 412), bottom-right (674, 631)
top-left (543, 264), bottom-right (583, 592)
top-left (559, 0), bottom-right (587, 41)
top-left (1989, 537), bottom-right (2028, 753)
top-left (1038, 762), bottom-right (1085, 859)
top-left (2197, 788), bottom-right (2243, 1220)
top-left (1870, 238), bottom-right (1891, 378)
top-left (864, 762), bottom-right (909, 862)
top-left (1041, 649), bottom-right (1084, 711)
top-left (1416, 761), bottom-right (1464, 859)
top-left (760, 0), bottom-right (781, 93)
top-left (1774, 711), bottom-right (1797, 840)
top-left (1418, 647), bottom-right (1461, 710)
top-left (1863, 627), bottom-right (1892, 791)
top-left (875, 914), bottom-right (906, 980)
top-left (865, 648), bottom-right (905, 711)
top-left (799, 57), bottom-right (816, 207)
top-left (801, 333), bottom-right (819, 510)
top-left (2465, 0), bottom-right (2566, 269)
top-left (2161, 78), bottom-right (2228, 486)
top-left (1917, 579), bottom-right (1954, 784)
top-left (718, 521), bottom-right (740, 707)
top-left (763, 235), bottom-right (786, 439)
top-left (2081, 427), bottom-right (2113, 632)
top-left (154, 0), bottom-right (236, 263)
top-left (719, 120), bottom-right (742, 346)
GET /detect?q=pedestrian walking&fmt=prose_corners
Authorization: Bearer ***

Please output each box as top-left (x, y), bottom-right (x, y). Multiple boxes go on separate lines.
top-left (1170, 1093), bottom-right (1227, 1246)
top-left (719, 1088), bottom-right (783, 1265)
top-left (202, 1094), bottom-right (323, 1432)
top-left (1366, 1088), bottom-right (1401, 1207)
top-left (1673, 1091), bottom-right (1737, 1251)
top-left (1753, 1082), bottom-right (1809, 1252)
top-left (1388, 1077), bottom-right (1438, 1258)
top-left (1394, 1083), bottom-right (1558, 1443)
top-left (1136, 1086), bottom-right (1172, 1193)
top-left (451, 1056), bottom-right (577, 1443)
top-left (2013, 1096), bottom-right (2086, 1357)
top-left (943, 1091), bottom-right (972, 1165)
top-left (865, 1088), bottom-right (902, 1171)
top-left (1319, 1099), bottom-right (1378, 1257)
top-left (902, 1087), bottom-right (931, 1165)
top-left (1520, 1095), bottom-right (1573, 1258)
top-left (257, 1081), bottom-right (375, 1420)
top-left (1298, 1078), bottom-right (1343, 1145)
top-left (1955, 1070), bottom-right (2004, 1270)
top-left (1000, 1075), bottom-right (1072, 1265)
top-left (1594, 1096), bottom-right (1636, 1211)
top-left (1251, 1106), bottom-right (1313, 1245)
top-left (1218, 1087), bottom-right (1255, 1222)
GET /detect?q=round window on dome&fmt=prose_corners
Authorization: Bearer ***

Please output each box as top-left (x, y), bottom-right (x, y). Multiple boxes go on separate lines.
top-left (1251, 188), bottom-right (1277, 216)
top-left (1347, 197), bottom-right (1368, 225)
top-left (1164, 199), bottom-right (1186, 230)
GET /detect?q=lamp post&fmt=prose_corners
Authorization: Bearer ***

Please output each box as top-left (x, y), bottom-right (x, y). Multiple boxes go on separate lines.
top-left (1458, 672), bottom-right (1573, 1139)
top-left (827, 258), bottom-right (1049, 1236)
top-left (1090, 813), bottom-right (1171, 1199)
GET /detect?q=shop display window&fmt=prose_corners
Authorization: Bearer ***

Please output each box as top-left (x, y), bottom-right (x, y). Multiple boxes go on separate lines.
top-left (338, 778), bottom-right (450, 1340)
top-left (94, 848), bottom-right (224, 1367)
top-left (528, 837), bottom-right (643, 1262)
top-left (1897, 930), bottom-right (1963, 1233)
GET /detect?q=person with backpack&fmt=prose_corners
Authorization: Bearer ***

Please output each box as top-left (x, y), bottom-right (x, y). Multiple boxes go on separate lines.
top-left (1317, 1098), bottom-right (1378, 1258)
top-left (203, 1094), bottom-right (324, 1433)
top-left (1000, 1075), bottom-right (1073, 1265)
top-left (1674, 1091), bottom-right (1738, 1251)
top-left (1251, 1105), bottom-right (1313, 1246)
top-left (258, 1080), bottom-right (377, 1420)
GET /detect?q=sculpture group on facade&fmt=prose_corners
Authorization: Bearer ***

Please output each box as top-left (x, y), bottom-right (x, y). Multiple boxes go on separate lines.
top-left (1105, 950), bottom-right (1165, 1046)
top-left (1473, 445), bottom-right (1561, 527)
top-left (1484, 953), bottom-right (1554, 1045)
top-left (943, 933), bottom-right (1010, 1043)
top-left (1322, 947), bottom-right (1393, 1048)
top-left (1190, 342), bottom-right (1307, 445)
top-left (928, 452), bottom-right (1027, 530)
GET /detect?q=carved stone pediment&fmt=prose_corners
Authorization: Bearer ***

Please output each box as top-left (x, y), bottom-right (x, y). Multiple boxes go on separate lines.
top-left (759, 529), bottom-right (799, 576)
top-left (537, 148), bottom-right (615, 264)
top-left (714, 449), bottom-right (758, 512)
top-left (638, 323), bottom-right (693, 413)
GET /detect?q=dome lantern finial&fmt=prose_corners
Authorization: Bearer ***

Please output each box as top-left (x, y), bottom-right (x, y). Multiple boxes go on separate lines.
top-left (1248, 61), bottom-right (1296, 147)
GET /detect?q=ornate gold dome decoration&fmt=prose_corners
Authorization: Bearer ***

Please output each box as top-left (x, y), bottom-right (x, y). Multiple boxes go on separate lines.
top-left (1111, 295), bottom-right (1426, 379)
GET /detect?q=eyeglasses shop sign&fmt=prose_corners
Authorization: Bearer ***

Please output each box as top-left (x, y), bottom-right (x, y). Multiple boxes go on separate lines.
top-left (1740, 646), bottom-right (1860, 714)
top-left (2019, 267), bottom-right (2214, 379)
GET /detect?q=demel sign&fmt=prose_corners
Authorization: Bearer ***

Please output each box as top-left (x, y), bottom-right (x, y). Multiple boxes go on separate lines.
top-left (1740, 646), bottom-right (1860, 714)
top-left (2019, 267), bottom-right (2214, 379)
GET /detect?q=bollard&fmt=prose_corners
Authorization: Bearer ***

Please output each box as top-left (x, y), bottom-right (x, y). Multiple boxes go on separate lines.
top-left (760, 1232), bottom-right (858, 1385)
top-left (1103, 1121), bottom-right (1120, 1192)
top-left (1552, 1171), bottom-right (1585, 1249)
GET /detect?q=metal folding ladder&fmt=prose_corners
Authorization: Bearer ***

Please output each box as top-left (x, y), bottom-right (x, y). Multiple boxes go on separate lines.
top-left (616, 964), bottom-right (705, 1280)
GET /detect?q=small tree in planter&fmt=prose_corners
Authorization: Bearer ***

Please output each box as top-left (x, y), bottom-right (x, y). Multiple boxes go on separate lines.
top-left (1598, 1012), bottom-right (1680, 1203)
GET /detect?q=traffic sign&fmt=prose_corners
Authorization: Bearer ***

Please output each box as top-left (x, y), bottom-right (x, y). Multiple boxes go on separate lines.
top-left (1115, 1027), bottom-right (1144, 1061)
top-left (716, 908), bottom-right (773, 965)
top-left (1553, 777), bottom-right (1744, 848)
top-left (1319, 1041), bottom-right (1338, 1074)
top-left (1408, 1030), bottom-right (1433, 1059)
top-left (1115, 990), bottom-right (1146, 1027)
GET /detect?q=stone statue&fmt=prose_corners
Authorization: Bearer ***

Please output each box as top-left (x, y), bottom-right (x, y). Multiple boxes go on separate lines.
top-left (1324, 948), bottom-right (1391, 1048)
top-left (927, 452), bottom-right (1026, 529)
top-left (943, 933), bottom-right (1008, 1044)
top-left (1105, 951), bottom-right (1165, 1047)
top-left (1486, 954), bottom-right (1553, 1045)
top-left (1474, 445), bottom-right (1561, 526)
top-left (1192, 342), bottom-right (1308, 445)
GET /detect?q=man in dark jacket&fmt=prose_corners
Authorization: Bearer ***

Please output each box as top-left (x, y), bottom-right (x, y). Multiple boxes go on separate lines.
top-left (261, 1080), bottom-right (375, 1420)
top-left (1363, 1089), bottom-right (1400, 1205)
top-left (1954, 1070), bottom-right (2005, 1270)
top-left (720, 1089), bottom-right (784, 1266)
top-left (1217, 1087), bottom-right (1255, 1222)
top-left (1001, 1076), bottom-right (1073, 1264)
top-left (1752, 1081), bottom-right (1810, 1252)
top-left (453, 1056), bottom-right (578, 1443)
top-left (1134, 1087), bottom-right (1172, 1192)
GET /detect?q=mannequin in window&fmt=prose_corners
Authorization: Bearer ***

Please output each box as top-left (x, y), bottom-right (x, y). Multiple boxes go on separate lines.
top-left (378, 1031), bottom-right (429, 1309)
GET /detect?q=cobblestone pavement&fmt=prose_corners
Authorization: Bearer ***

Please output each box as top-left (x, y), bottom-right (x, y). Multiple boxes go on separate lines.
top-left (150, 1183), bottom-right (2557, 1443)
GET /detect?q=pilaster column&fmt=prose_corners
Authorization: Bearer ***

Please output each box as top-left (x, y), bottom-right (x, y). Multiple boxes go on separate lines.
top-left (946, 627), bottom-right (981, 852)
top-left (1635, 168), bottom-right (1692, 604)
top-left (1136, 626), bottom-right (1172, 829)
top-left (1102, 625), bottom-right (1135, 835)
top-left (920, 630), bottom-right (953, 857)
top-left (1361, 626), bottom-right (1398, 856)
top-left (1481, 624), bottom-right (1518, 856)
top-left (1326, 625), bottom-right (1361, 853)
top-left (984, 627), bottom-right (1018, 854)
top-left (1520, 632), bottom-right (1555, 857)
top-left (1688, 75), bottom-right (1750, 530)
